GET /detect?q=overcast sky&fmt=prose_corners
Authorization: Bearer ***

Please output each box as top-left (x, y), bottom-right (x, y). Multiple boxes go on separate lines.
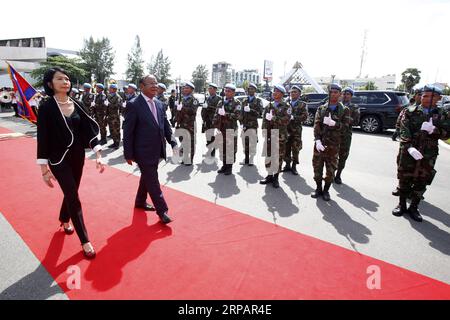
top-left (3, 0), bottom-right (449, 86)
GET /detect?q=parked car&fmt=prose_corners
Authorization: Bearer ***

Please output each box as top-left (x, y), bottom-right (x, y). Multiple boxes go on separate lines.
top-left (303, 91), bottom-right (410, 133)
top-left (301, 93), bottom-right (328, 103)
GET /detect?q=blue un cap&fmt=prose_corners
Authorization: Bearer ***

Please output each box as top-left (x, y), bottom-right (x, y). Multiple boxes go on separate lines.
top-left (157, 83), bottom-right (167, 90)
top-left (343, 87), bottom-right (354, 95)
top-left (83, 83), bottom-right (92, 89)
top-left (422, 84), bottom-right (443, 95)
top-left (273, 84), bottom-right (286, 94)
top-left (224, 83), bottom-right (236, 91)
top-left (329, 83), bottom-right (342, 92)
top-left (96, 83), bottom-right (105, 90)
top-left (109, 83), bottom-right (118, 89)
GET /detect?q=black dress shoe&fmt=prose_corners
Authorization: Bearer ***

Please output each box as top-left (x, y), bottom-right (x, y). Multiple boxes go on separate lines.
top-left (158, 212), bottom-right (173, 224)
top-left (334, 176), bottom-right (342, 184)
top-left (135, 203), bottom-right (156, 211)
top-left (408, 206), bottom-right (423, 222)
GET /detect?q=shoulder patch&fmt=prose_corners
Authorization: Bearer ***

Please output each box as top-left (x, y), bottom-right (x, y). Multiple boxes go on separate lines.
top-left (287, 107), bottom-right (292, 115)
top-left (193, 99), bottom-right (199, 106)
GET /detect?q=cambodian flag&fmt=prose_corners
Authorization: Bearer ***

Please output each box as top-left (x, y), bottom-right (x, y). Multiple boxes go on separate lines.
top-left (7, 62), bottom-right (38, 124)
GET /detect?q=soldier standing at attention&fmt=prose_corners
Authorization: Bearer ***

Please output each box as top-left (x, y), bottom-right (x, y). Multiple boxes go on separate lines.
top-left (156, 83), bottom-right (168, 112)
top-left (81, 83), bottom-right (95, 116)
top-left (392, 88), bottom-right (422, 141)
top-left (335, 87), bottom-right (360, 184)
top-left (213, 84), bottom-right (241, 175)
top-left (94, 83), bottom-right (109, 145)
top-left (106, 84), bottom-right (122, 149)
top-left (392, 85), bottom-right (450, 222)
top-left (168, 89), bottom-right (177, 127)
top-left (311, 84), bottom-right (350, 201)
top-left (202, 83), bottom-right (221, 157)
top-left (240, 83), bottom-right (263, 166)
top-left (259, 85), bottom-right (290, 188)
top-left (175, 81), bottom-right (199, 166)
top-left (282, 85), bottom-right (308, 175)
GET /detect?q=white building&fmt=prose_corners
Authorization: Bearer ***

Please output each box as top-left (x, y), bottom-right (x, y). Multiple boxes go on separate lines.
top-left (234, 69), bottom-right (260, 87)
top-left (212, 62), bottom-right (233, 88)
top-left (313, 74), bottom-right (397, 91)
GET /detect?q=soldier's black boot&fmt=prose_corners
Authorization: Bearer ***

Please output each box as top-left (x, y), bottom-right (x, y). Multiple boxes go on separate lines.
top-left (224, 164), bottom-right (233, 176)
top-left (272, 173), bottom-right (280, 188)
top-left (218, 164), bottom-right (226, 173)
top-left (291, 162), bottom-right (298, 176)
top-left (408, 198), bottom-right (423, 222)
top-left (311, 180), bottom-right (323, 198)
top-left (282, 161), bottom-right (291, 172)
top-left (259, 175), bottom-right (273, 185)
top-left (392, 187), bottom-right (400, 197)
top-left (322, 182), bottom-right (332, 201)
top-left (392, 196), bottom-right (407, 217)
top-left (334, 169), bottom-right (342, 185)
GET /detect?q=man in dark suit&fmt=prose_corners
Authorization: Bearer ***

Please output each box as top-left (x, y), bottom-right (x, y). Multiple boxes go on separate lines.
top-left (123, 75), bottom-right (178, 224)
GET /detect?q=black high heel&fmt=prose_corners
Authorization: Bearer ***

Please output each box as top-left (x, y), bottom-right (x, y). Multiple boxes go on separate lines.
top-left (60, 222), bottom-right (74, 235)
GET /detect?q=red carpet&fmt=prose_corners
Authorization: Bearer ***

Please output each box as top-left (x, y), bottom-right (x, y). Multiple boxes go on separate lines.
top-left (0, 125), bottom-right (449, 299)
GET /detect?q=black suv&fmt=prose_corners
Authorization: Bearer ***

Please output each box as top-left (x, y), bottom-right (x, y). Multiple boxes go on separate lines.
top-left (303, 91), bottom-right (409, 133)
top-left (301, 93), bottom-right (328, 103)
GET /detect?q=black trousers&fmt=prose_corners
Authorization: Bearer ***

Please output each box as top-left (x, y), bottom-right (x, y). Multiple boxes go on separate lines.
top-left (50, 143), bottom-right (89, 244)
top-left (135, 162), bottom-right (168, 216)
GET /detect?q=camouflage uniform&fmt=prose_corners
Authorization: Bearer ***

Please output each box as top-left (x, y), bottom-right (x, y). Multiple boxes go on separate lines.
top-left (213, 98), bottom-right (241, 166)
top-left (202, 94), bottom-right (221, 152)
top-left (312, 102), bottom-right (350, 184)
top-left (392, 101), bottom-right (418, 141)
top-left (106, 92), bottom-right (122, 145)
top-left (156, 93), bottom-right (168, 112)
top-left (262, 100), bottom-right (291, 174)
top-left (284, 98), bottom-right (308, 165)
top-left (396, 105), bottom-right (450, 211)
top-left (337, 101), bottom-right (360, 172)
top-left (81, 92), bottom-right (95, 116)
top-left (168, 94), bottom-right (176, 126)
top-left (175, 95), bottom-right (199, 163)
top-left (94, 92), bottom-right (108, 142)
top-left (240, 95), bottom-right (263, 164)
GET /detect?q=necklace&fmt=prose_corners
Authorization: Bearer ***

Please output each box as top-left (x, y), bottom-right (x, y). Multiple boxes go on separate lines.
top-left (55, 97), bottom-right (70, 104)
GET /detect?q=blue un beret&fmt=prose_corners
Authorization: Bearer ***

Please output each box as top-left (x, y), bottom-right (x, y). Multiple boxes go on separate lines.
top-left (329, 83), bottom-right (342, 92)
top-left (343, 87), bottom-right (354, 95)
top-left (157, 83), bottom-right (167, 90)
top-left (208, 83), bottom-right (218, 89)
top-left (184, 81), bottom-right (195, 90)
top-left (248, 83), bottom-right (257, 90)
top-left (422, 85), bottom-right (442, 95)
top-left (96, 83), bottom-right (104, 90)
top-left (83, 83), bottom-right (92, 89)
top-left (290, 85), bottom-right (302, 92)
top-left (273, 84), bottom-right (286, 94)
top-left (109, 84), bottom-right (118, 89)
top-left (128, 84), bottom-right (137, 90)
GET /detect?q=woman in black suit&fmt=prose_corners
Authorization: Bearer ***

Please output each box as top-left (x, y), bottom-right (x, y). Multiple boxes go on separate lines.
top-left (37, 67), bottom-right (105, 259)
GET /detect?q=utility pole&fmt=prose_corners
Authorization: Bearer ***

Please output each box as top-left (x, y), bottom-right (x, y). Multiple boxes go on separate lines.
top-left (358, 29), bottom-right (368, 79)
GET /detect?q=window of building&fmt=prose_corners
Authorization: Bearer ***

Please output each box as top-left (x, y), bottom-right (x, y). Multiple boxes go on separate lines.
top-left (9, 39), bottom-right (20, 47)
top-left (21, 39), bottom-right (31, 47)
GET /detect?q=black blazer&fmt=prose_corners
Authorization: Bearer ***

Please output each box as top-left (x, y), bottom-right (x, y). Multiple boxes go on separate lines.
top-left (37, 97), bottom-right (101, 166)
top-left (123, 94), bottom-right (176, 166)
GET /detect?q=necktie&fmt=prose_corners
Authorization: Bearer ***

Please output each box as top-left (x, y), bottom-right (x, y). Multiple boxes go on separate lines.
top-left (149, 99), bottom-right (158, 124)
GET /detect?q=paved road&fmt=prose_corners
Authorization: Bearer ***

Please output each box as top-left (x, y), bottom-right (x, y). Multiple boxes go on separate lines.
top-left (1, 109), bottom-right (449, 299)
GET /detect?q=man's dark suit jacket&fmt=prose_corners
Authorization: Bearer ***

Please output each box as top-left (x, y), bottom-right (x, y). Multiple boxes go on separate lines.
top-left (123, 94), bottom-right (176, 166)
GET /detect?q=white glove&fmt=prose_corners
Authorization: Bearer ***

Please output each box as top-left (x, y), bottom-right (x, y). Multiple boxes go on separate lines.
top-left (420, 118), bottom-right (435, 135)
top-left (176, 103), bottom-right (182, 111)
top-left (122, 102), bottom-right (127, 108)
top-left (244, 105), bottom-right (251, 112)
top-left (323, 114), bottom-right (336, 127)
top-left (172, 145), bottom-right (179, 158)
top-left (91, 101), bottom-right (95, 107)
top-left (104, 99), bottom-right (109, 106)
top-left (265, 110), bottom-right (273, 121)
top-left (218, 107), bottom-right (226, 116)
top-left (408, 147), bottom-right (423, 160)
top-left (315, 140), bottom-right (325, 152)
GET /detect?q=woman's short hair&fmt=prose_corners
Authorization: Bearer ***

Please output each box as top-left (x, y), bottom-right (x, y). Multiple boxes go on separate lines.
top-left (43, 67), bottom-right (72, 96)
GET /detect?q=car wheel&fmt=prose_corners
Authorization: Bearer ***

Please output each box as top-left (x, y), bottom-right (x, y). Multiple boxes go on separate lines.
top-left (360, 115), bottom-right (382, 133)
top-left (304, 111), bottom-right (315, 126)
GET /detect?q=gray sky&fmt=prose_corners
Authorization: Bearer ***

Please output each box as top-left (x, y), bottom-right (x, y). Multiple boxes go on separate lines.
top-left (3, 0), bottom-right (449, 86)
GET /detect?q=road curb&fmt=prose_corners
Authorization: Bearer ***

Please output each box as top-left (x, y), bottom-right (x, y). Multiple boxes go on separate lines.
top-left (438, 139), bottom-right (450, 151)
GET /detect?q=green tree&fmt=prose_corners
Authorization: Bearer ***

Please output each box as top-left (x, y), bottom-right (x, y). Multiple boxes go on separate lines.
top-left (191, 64), bottom-right (209, 93)
top-left (147, 49), bottom-right (172, 85)
top-left (442, 86), bottom-right (450, 96)
top-left (31, 56), bottom-right (89, 87)
top-left (125, 35), bottom-right (144, 87)
top-left (362, 81), bottom-right (378, 90)
top-left (241, 80), bottom-right (249, 91)
top-left (396, 83), bottom-right (406, 92)
top-left (80, 36), bottom-right (115, 84)
top-left (401, 68), bottom-right (421, 94)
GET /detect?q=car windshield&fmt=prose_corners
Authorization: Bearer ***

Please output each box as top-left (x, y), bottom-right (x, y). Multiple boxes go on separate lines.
top-left (395, 93), bottom-right (410, 106)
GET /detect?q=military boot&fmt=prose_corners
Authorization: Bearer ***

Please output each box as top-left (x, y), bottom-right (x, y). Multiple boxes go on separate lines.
top-left (334, 169), bottom-right (343, 185)
top-left (224, 164), bottom-right (233, 176)
top-left (218, 164), bottom-right (226, 173)
top-left (392, 196), bottom-right (407, 217)
top-left (408, 198), bottom-right (423, 222)
top-left (291, 162), bottom-right (298, 176)
top-left (259, 175), bottom-right (274, 185)
top-left (311, 180), bottom-right (323, 198)
top-left (282, 161), bottom-right (291, 172)
top-left (322, 182), bottom-right (332, 201)
top-left (272, 173), bottom-right (280, 188)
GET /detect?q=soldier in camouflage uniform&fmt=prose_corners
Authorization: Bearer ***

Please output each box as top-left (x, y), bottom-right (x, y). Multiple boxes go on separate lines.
top-left (392, 85), bottom-right (450, 222)
top-left (81, 83), bottom-right (95, 116)
top-left (282, 85), bottom-right (308, 175)
top-left (168, 89), bottom-right (177, 127)
top-left (106, 83), bottom-right (122, 149)
top-left (239, 83), bottom-right (262, 166)
top-left (94, 83), bottom-right (108, 145)
top-left (156, 83), bottom-right (168, 112)
top-left (213, 83), bottom-right (241, 175)
top-left (311, 84), bottom-right (350, 201)
top-left (121, 84), bottom-right (138, 115)
top-left (259, 85), bottom-right (291, 188)
top-left (175, 81), bottom-right (199, 165)
top-left (392, 88), bottom-right (422, 142)
top-left (335, 87), bottom-right (360, 184)
top-left (202, 83), bottom-right (221, 157)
